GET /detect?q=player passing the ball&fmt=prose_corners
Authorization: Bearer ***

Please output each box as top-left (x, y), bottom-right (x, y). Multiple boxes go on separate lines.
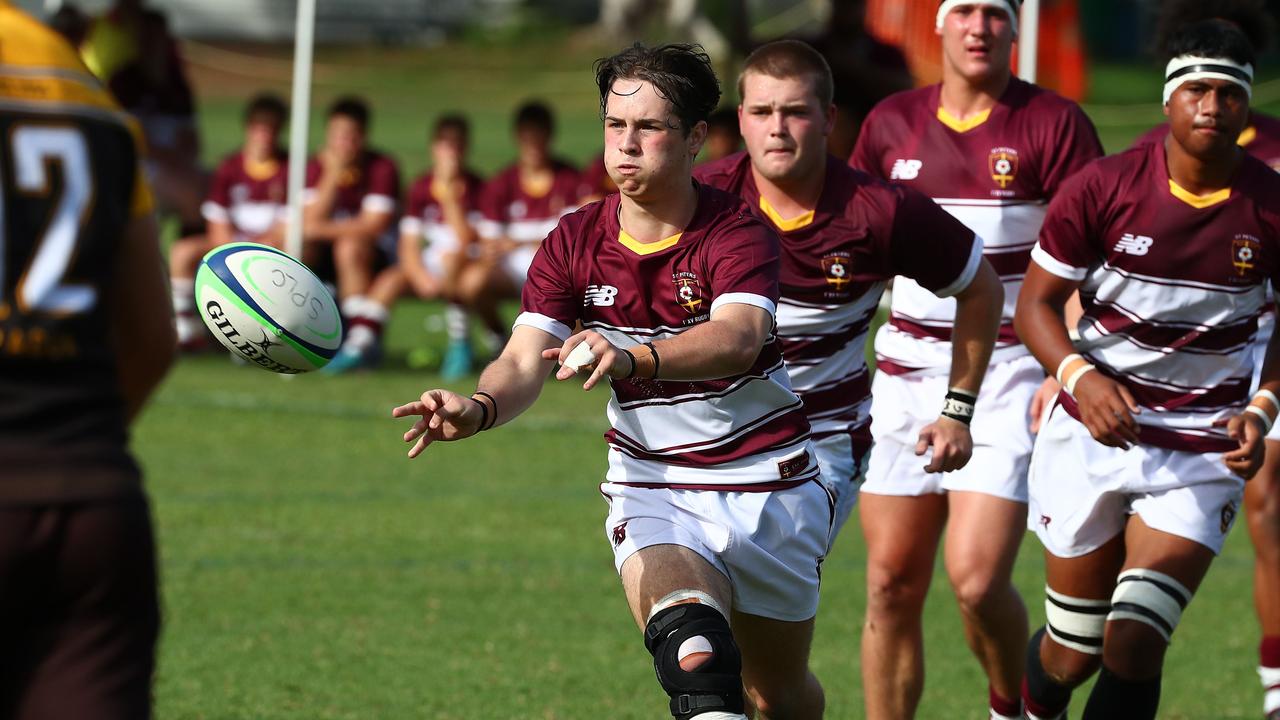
top-left (0, 2), bottom-right (175, 717)
top-left (394, 43), bottom-right (830, 720)
top-left (1015, 18), bottom-right (1280, 719)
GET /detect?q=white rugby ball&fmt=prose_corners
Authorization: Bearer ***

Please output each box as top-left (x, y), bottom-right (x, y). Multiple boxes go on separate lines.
top-left (194, 242), bottom-right (343, 373)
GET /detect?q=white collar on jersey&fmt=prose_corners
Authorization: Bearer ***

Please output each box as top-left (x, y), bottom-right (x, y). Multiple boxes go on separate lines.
top-left (1163, 55), bottom-right (1253, 105)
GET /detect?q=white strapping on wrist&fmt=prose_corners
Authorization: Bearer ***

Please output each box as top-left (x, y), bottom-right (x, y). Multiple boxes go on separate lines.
top-left (1064, 363), bottom-right (1096, 396)
top-left (1254, 389), bottom-right (1280, 415)
top-left (1056, 353), bottom-right (1085, 384)
top-left (1245, 405), bottom-right (1275, 433)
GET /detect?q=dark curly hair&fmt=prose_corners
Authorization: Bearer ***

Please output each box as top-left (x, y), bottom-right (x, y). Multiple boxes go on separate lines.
top-left (1155, 0), bottom-right (1273, 55)
top-left (594, 43), bottom-right (721, 136)
top-left (1166, 17), bottom-right (1257, 68)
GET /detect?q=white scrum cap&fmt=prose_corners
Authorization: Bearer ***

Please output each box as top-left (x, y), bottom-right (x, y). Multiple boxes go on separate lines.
top-left (936, 0), bottom-right (1022, 35)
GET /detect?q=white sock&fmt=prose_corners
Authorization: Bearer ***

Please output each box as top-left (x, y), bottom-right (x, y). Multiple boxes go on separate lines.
top-left (346, 324), bottom-right (375, 352)
top-left (340, 294), bottom-right (369, 321)
top-left (171, 278), bottom-right (195, 314)
top-left (1261, 665), bottom-right (1280, 714)
top-left (445, 303), bottom-right (468, 343)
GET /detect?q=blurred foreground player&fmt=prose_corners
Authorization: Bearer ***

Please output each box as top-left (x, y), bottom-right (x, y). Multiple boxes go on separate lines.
top-left (0, 3), bottom-right (175, 717)
top-left (848, 1), bottom-right (1103, 716)
top-left (696, 39), bottom-right (1002, 541)
top-left (395, 43), bottom-right (831, 720)
top-left (170, 92), bottom-right (288, 351)
top-left (1016, 19), bottom-right (1280, 719)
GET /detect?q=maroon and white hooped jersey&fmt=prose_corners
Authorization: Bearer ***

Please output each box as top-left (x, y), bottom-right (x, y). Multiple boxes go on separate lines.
top-left (851, 77), bottom-right (1103, 374)
top-left (476, 160), bottom-right (582, 244)
top-left (303, 149), bottom-right (400, 219)
top-left (516, 184), bottom-right (818, 489)
top-left (201, 150), bottom-right (287, 241)
top-left (1032, 143), bottom-right (1280, 452)
top-left (696, 153), bottom-right (980, 445)
top-left (399, 170), bottom-right (485, 249)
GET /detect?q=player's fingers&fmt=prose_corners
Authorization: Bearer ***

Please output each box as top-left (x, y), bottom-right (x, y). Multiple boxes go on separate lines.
top-left (915, 431), bottom-right (932, 457)
top-left (540, 348), bottom-right (562, 361)
top-left (582, 364), bottom-right (608, 391)
top-left (403, 417), bottom-right (429, 442)
top-left (1118, 385), bottom-right (1142, 415)
top-left (391, 401), bottom-right (425, 418)
top-left (407, 434), bottom-right (431, 459)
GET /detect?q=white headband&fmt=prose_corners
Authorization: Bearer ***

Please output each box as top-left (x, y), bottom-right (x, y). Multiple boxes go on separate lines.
top-left (1162, 55), bottom-right (1254, 104)
top-left (936, 0), bottom-right (1020, 34)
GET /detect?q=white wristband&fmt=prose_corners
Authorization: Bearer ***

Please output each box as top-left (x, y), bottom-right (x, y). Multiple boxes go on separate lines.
top-left (1245, 405), bottom-right (1275, 433)
top-left (1056, 353), bottom-right (1085, 384)
top-left (1255, 389), bottom-right (1280, 415)
top-left (1064, 363), bottom-right (1096, 396)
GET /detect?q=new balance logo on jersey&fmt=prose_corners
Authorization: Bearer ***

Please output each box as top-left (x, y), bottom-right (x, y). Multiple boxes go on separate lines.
top-left (889, 159), bottom-right (922, 180)
top-left (1114, 233), bottom-right (1154, 256)
top-left (584, 285), bottom-right (618, 306)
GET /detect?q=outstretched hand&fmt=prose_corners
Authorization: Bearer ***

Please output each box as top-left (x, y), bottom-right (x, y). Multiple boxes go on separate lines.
top-left (542, 330), bottom-right (632, 391)
top-left (391, 389), bottom-right (483, 458)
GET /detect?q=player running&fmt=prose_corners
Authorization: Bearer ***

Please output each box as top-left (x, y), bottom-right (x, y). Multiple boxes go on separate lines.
top-left (0, 3), bottom-right (175, 716)
top-left (696, 39), bottom-right (1002, 539)
top-left (847, 1), bottom-right (1104, 717)
top-left (169, 92), bottom-right (287, 352)
top-left (1130, 5), bottom-right (1280, 714)
top-left (394, 43), bottom-right (830, 720)
top-left (398, 114), bottom-right (486, 380)
top-left (1016, 18), bottom-right (1280, 719)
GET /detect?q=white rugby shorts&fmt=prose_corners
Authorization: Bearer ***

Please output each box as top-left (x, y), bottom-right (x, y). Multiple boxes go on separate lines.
top-left (1028, 404), bottom-right (1244, 557)
top-left (1248, 314), bottom-right (1280, 442)
top-left (421, 235), bottom-right (461, 279)
top-left (501, 244), bottom-right (539, 290)
top-left (862, 354), bottom-right (1041, 502)
top-left (811, 433), bottom-right (867, 541)
top-left (600, 451), bottom-right (834, 622)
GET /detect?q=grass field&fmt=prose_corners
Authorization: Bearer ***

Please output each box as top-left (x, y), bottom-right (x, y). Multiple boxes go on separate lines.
top-left (136, 37), bottom-right (1276, 718)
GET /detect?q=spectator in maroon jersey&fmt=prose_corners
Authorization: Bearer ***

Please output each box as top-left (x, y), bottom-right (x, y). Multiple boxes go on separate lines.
top-left (170, 93), bottom-right (288, 352)
top-left (303, 97), bottom-right (406, 373)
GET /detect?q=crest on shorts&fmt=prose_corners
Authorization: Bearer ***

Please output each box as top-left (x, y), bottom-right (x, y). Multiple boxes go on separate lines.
top-left (612, 521), bottom-right (628, 547)
top-left (672, 271), bottom-right (703, 314)
top-left (989, 147), bottom-right (1019, 189)
top-left (1232, 234), bottom-right (1262, 279)
top-left (820, 252), bottom-right (852, 291)
top-left (1221, 501), bottom-right (1238, 534)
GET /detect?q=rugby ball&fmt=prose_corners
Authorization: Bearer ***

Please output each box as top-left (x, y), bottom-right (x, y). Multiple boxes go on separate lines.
top-left (195, 243), bottom-right (343, 373)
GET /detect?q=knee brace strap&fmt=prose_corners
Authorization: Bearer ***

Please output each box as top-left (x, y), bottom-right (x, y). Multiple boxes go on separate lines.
top-left (644, 601), bottom-right (744, 720)
top-left (1045, 586), bottom-right (1109, 655)
top-left (1107, 568), bottom-right (1192, 643)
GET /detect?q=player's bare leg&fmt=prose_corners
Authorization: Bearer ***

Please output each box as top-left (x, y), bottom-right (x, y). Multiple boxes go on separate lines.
top-left (169, 234), bottom-right (215, 351)
top-left (457, 261), bottom-right (517, 352)
top-left (332, 232), bottom-right (375, 301)
top-left (732, 610), bottom-right (823, 720)
top-left (943, 491), bottom-right (1028, 712)
top-left (860, 492), bottom-right (948, 720)
top-left (1247, 440), bottom-right (1280, 718)
top-left (621, 544), bottom-right (747, 720)
top-left (1023, 533), bottom-right (1123, 719)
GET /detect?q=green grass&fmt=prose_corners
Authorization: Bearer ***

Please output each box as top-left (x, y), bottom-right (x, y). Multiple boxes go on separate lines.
top-left (137, 43), bottom-right (1274, 717)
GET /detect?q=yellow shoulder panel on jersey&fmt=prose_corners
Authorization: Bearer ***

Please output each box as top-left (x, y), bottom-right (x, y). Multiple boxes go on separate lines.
top-left (0, 1), bottom-right (153, 217)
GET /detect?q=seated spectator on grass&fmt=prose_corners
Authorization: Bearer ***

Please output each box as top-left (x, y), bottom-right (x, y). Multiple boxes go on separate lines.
top-left (399, 114), bottom-right (487, 380)
top-left (303, 96), bottom-right (406, 373)
top-left (459, 100), bottom-right (582, 357)
top-left (170, 93), bottom-right (288, 352)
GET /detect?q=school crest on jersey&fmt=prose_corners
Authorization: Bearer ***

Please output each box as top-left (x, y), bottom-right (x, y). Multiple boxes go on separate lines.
top-left (1232, 234), bottom-right (1262, 282)
top-left (672, 271), bottom-right (704, 314)
top-left (820, 252), bottom-right (852, 293)
top-left (988, 147), bottom-right (1019, 189)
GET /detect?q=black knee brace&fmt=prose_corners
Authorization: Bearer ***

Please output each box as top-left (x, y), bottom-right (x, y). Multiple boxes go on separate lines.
top-left (644, 602), bottom-right (745, 719)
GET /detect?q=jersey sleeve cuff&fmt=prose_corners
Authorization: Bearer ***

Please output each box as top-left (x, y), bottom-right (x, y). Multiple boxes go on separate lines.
top-left (1031, 243), bottom-right (1088, 281)
top-left (201, 200), bottom-right (230, 224)
top-left (513, 312), bottom-right (572, 342)
top-left (361, 194), bottom-right (396, 214)
top-left (934, 234), bottom-right (985, 298)
top-left (399, 216), bottom-right (423, 237)
top-left (710, 292), bottom-right (776, 318)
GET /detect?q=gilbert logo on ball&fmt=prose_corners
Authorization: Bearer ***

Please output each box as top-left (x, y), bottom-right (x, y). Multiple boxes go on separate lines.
top-left (195, 243), bottom-right (343, 373)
